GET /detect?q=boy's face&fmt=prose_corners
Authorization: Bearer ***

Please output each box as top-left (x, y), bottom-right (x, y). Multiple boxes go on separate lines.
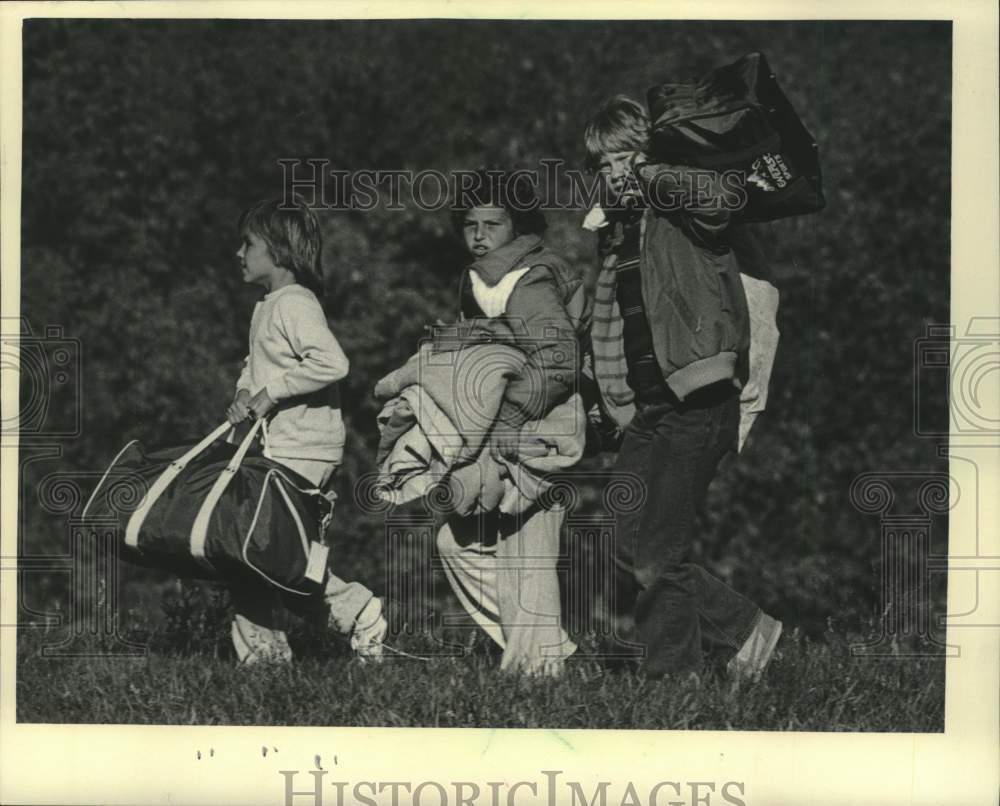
top-left (462, 205), bottom-right (516, 258)
top-left (597, 150), bottom-right (641, 203)
top-left (237, 230), bottom-right (281, 287)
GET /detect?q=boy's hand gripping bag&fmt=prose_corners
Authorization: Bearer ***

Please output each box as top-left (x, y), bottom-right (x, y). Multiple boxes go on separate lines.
top-left (646, 51), bottom-right (825, 222)
top-left (81, 420), bottom-right (334, 596)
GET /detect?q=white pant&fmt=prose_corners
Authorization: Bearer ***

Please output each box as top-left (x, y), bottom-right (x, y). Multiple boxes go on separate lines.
top-left (436, 506), bottom-right (577, 676)
top-left (272, 456), bottom-right (337, 488)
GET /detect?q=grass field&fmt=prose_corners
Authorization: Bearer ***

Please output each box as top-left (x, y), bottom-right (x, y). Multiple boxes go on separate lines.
top-left (17, 621), bottom-right (944, 731)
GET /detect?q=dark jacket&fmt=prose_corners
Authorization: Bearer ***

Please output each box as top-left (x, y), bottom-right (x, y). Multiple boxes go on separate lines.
top-left (458, 234), bottom-right (589, 429)
top-left (634, 162), bottom-right (750, 399)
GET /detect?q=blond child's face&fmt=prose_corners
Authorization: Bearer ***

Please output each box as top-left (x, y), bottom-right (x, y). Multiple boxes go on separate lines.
top-left (462, 205), bottom-right (516, 258)
top-left (597, 150), bottom-right (642, 202)
top-left (236, 230), bottom-right (281, 288)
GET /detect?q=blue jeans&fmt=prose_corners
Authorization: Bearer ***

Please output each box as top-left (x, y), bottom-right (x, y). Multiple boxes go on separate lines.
top-left (611, 382), bottom-right (761, 675)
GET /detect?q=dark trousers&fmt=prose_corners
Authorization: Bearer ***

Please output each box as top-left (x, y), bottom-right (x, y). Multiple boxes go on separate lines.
top-left (611, 382), bottom-right (761, 675)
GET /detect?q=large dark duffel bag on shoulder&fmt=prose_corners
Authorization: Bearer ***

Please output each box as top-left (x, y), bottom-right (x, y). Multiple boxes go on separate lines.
top-left (82, 420), bottom-right (334, 596)
top-left (646, 51), bottom-right (825, 222)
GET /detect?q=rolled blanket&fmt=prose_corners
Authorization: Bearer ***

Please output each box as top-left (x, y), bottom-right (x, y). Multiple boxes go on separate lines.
top-left (376, 341), bottom-right (526, 459)
top-left (374, 342), bottom-right (585, 514)
top-left (374, 386), bottom-right (458, 506)
top-left (495, 393), bottom-right (586, 514)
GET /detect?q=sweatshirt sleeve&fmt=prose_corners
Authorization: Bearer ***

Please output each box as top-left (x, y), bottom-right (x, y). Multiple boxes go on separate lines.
top-left (236, 355), bottom-right (251, 393)
top-left (496, 265), bottom-right (578, 430)
top-left (636, 160), bottom-right (735, 242)
top-left (265, 293), bottom-right (350, 402)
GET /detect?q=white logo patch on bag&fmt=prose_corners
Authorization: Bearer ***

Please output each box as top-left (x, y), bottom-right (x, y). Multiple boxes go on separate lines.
top-left (305, 541), bottom-right (330, 584)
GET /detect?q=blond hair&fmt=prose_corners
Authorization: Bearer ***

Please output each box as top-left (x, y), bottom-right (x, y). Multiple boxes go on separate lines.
top-left (583, 95), bottom-right (650, 171)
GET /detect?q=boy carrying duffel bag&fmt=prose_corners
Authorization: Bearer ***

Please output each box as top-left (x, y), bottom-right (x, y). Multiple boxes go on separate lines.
top-left (82, 417), bottom-right (384, 664)
top-left (84, 196), bottom-right (386, 665)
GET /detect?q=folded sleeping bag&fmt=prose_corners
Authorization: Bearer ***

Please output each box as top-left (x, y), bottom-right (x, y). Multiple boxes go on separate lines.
top-left (373, 339), bottom-right (586, 515)
top-left (81, 420), bottom-right (334, 595)
top-left (646, 51), bottom-right (825, 222)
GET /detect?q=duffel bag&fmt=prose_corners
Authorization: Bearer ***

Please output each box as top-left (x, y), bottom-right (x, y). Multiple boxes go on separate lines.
top-left (646, 51), bottom-right (825, 222)
top-left (81, 419), bottom-right (334, 596)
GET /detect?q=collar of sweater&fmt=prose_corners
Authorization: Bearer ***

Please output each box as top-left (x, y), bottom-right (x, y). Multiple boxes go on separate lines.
top-left (262, 282), bottom-right (306, 301)
top-left (469, 234), bottom-right (543, 286)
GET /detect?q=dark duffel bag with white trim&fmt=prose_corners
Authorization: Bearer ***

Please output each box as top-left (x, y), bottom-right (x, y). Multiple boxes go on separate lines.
top-left (82, 419), bottom-right (334, 596)
top-left (646, 51), bottom-right (825, 222)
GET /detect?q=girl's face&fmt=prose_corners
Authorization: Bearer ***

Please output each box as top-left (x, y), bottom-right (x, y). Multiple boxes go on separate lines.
top-left (237, 230), bottom-right (281, 287)
top-left (462, 205), bottom-right (516, 258)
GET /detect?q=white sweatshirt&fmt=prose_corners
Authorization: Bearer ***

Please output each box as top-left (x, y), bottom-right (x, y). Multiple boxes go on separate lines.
top-left (236, 284), bottom-right (349, 463)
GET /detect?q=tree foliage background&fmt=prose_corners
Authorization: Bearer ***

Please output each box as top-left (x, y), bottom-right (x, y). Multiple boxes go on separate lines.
top-left (18, 19), bottom-right (951, 639)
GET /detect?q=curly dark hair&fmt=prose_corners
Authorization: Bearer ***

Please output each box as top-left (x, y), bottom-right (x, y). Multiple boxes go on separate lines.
top-left (450, 168), bottom-right (547, 237)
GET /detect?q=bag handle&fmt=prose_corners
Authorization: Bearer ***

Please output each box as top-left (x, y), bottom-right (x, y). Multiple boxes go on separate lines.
top-left (124, 420), bottom-right (238, 550)
top-left (189, 418), bottom-right (264, 568)
top-left (259, 416), bottom-right (273, 458)
top-left (178, 421), bottom-right (234, 468)
top-left (225, 417), bottom-right (265, 471)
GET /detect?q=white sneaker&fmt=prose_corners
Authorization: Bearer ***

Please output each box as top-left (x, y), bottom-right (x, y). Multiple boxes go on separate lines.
top-left (350, 597), bottom-right (387, 663)
top-left (231, 615), bottom-right (293, 666)
top-left (727, 613), bottom-right (782, 682)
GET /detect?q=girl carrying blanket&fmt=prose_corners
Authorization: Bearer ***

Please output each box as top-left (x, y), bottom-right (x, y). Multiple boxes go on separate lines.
top-left (427, 170), bottom-right (589, 676)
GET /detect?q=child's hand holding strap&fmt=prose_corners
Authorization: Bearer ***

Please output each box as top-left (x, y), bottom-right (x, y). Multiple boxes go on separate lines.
top-left (226, 389), bottom-right (252, 425)
top-left (247, 387), bottom-right (277, 420)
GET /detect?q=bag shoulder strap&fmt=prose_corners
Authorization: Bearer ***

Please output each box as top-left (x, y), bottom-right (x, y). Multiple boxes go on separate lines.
top-left (123, 421), bottom-right (232, 550)
top-left (188, 419), bottom-right (264, 569)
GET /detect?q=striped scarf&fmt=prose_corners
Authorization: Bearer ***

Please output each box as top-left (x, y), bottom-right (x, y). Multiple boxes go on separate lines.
top-left (589, 212), bottom-right (645, 428)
